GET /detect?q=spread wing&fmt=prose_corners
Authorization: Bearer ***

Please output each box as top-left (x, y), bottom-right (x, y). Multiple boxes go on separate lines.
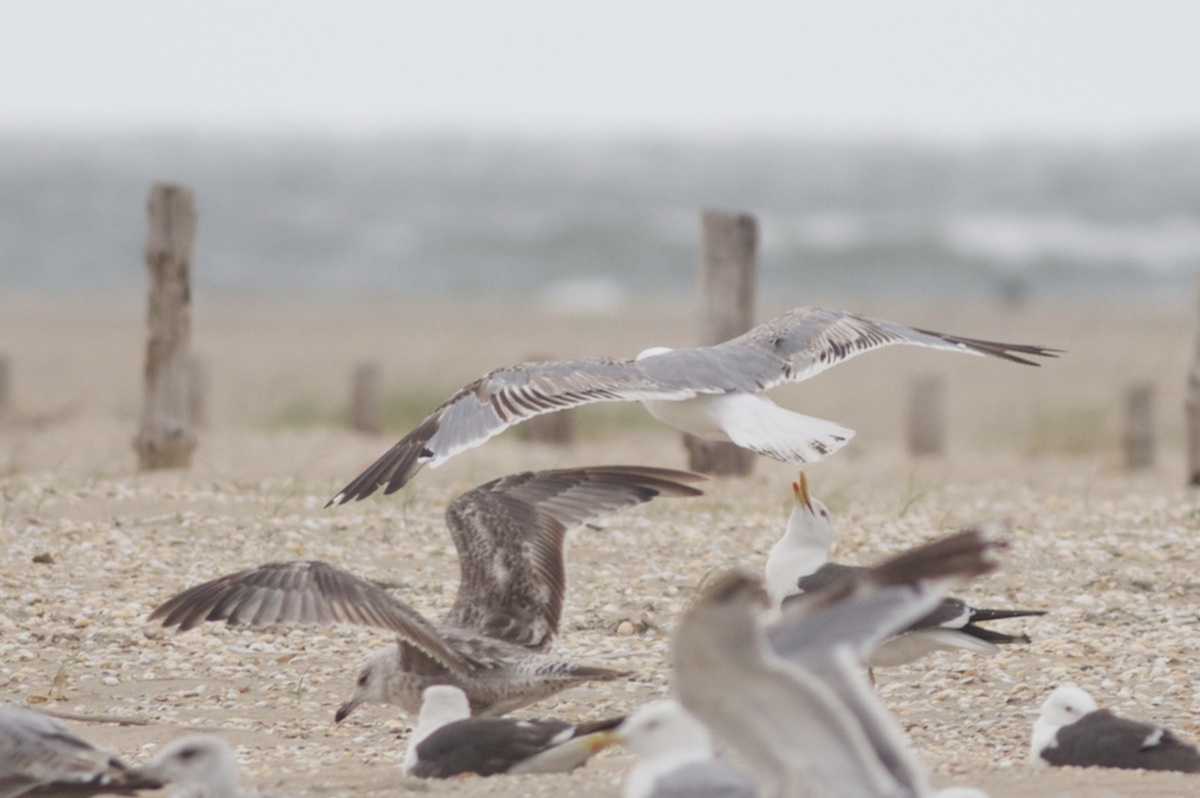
top-left (146, 561), bottom-right (470, 674)
top-left (442, 466), bottom-right (705, 648)
top-left (327, 305), bottom-right (1059, 503)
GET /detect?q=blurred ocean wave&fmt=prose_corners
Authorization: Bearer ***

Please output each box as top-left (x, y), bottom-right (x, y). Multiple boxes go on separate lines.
top-left (2, 135), bottom-right (1197, 304)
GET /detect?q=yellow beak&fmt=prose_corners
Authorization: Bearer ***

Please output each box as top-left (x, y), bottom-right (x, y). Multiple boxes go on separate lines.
top-left (792, 471), bottom-right (812, 511)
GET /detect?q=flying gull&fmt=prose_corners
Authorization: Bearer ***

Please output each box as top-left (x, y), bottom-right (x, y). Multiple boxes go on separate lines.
top-left (1031, 685), bottom-right (1200, 772)
top-left (765, 472), bottom-right (1044, 669)
top-left (615, 700), bottom-right (758, 798)
top-left (0, 704), bottom-right (163, 798)
top-left (402, 685), bottom-right (622, 778)
top-left (674, 529), bottom-right (1003, 798)
top-left (150, 465), bottom-right (704, 719)
top-left (327, 305), bottom-right (1059, 504)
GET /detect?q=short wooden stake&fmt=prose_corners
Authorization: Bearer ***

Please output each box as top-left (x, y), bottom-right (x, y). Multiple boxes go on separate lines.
top-left (687, 209), bottom-right (758, 477)
top-left (1189, 274), bottom-right (1200, 486)
top-left (351, 362), bottom-right (383, 435)
top-left (0, 355), bottom-right (10, 421)
top-left (1123, 382), bottom-right (1154, 470)
top-left (907, 375), bottom-right (946, 457)
top-left (133, 183), bottom-right (197, 470)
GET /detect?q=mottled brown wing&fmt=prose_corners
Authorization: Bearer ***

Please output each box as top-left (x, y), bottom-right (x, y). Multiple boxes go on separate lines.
top-left (443, 466), bottom-right (706, 647)
top-left (147, 561), bottom-right (470, 673)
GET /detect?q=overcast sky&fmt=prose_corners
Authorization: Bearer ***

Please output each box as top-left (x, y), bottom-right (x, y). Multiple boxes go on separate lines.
top-left (3, 1), bottom-right (1200, 141)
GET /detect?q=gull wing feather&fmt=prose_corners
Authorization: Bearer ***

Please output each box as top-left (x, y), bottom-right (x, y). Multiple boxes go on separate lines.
top-left (443, 466), bottom-right (706, 647)
top-left (147, 561), bottom-right (471, 674)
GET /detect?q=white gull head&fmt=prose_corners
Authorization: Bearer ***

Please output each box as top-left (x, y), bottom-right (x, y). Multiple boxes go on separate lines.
top-left (764, 471), bottom-right (834, 608)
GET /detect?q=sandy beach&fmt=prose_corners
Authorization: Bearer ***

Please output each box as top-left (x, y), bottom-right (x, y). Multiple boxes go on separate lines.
top-left (3, 291), bottom-right (1200, 797)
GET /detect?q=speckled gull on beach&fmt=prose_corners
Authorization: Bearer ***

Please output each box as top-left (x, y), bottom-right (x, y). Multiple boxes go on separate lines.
top-left (147, 466), bottom-right (704, 718)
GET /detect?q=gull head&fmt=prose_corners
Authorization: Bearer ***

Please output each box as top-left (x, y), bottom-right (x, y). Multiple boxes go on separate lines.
top-left (764, 471), bottom-right (834, 607)
top-left (617, 700), bottom-right (714, 759)
top-left (1036, 685), bottom-right (1097, 729)
top-left (145, 735), bottom-right (239, 798)
top-left (336, 647), bottom-right (400, 722)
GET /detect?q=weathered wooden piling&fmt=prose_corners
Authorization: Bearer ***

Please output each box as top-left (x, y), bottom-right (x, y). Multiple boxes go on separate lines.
top-left (686, 209), bottom-right (758, 476)
top-left (133, 183), bottom-right (197, 470)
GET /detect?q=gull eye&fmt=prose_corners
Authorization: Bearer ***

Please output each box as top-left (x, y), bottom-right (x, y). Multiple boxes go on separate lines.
top-left (177, 747), bottom-right (201, 761)
top-left (358, 673), bottom-right (369, 687)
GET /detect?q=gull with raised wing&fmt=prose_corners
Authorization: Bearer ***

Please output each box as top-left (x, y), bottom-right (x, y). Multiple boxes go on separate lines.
top-left (674, 529), bottom-right (1003, 798)
top-left (765, 472), bottom-right (1043, 669)
top-left (328, 305), bottom-right (1059, 504)
top-left (150, 466), bottom-right (704, 719)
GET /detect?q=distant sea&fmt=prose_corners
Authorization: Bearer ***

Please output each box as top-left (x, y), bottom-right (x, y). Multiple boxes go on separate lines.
top-left (3, 134), bottom-right (1199, 308)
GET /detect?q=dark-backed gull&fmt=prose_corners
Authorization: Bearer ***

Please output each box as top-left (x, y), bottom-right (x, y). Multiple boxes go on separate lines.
top-left (150, 466), bottom-right (704, 719)
top-left (0, 705), bottom-right (162, 798)
top-left (615, 700), bottom-right (758, 798)
top-left (327, 305), bottom-right (1059, 504)
top-left (674, 529), bottom-right (1003, 798)
top-left (402, 685), bottom-right (621, 778)
top-left (1031, 685), bottom-right (1200, 772)
top-left (766, 472), bottom-right (1043, 668)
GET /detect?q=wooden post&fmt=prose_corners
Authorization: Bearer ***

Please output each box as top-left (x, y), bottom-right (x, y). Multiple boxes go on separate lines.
top-left (686, 209), bottom-right (758, 476)
top-left (0, 355), bottom-right (10, 421)
top-left (907, 375), bottom-right (946, 457)
top-left (351, 362), bottom-right (383, 435)
top-left (133, 183), bottom-right (197, 470)
top-left (517, 354), bottom-right (574, 445)
top-left (1190, 275), bottom-right (1200, 486)
top-left (1123, 382), bottom-right (1154, 470)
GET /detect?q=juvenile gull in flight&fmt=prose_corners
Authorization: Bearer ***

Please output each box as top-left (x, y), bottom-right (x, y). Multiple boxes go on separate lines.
top-left (1031, 685), bottom-right (1200, 772)
top-left (674, 529), bottom-right (1004, 798)
top-left (615, 700), bottom-right (758, 798)
top-left (150, 465), bottom-right (704, 718)
top-left (0, 705), bottom-right (162, 798)
top-left (327, 305), bottom-right (1059, 504)
top-left (765, 472), bottom-right (1043, 669)
top-left (402, 685), bottom-right (622, 778)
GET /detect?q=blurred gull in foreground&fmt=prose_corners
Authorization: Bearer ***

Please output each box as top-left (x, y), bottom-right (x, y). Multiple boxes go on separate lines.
top-left (615, 700), bottom-right (758, 798)
top-left (766, 472), bottom-right (1043, 670)
top-left (327, 305), bottom-right (1059, 504)
top-left (150, 466), bottom-right (703, 719)
top-left (1031, 685), bottom-right (1200, 772)
top-left (0, 705), bottom-right (162, 798)
top-left (673, 529), bottom-right (1004, 798)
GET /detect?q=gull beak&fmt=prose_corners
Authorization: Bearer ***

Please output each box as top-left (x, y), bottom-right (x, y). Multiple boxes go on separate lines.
top-left (582, 729), bottom-right (621, 754)
top-left (334, 698), bottom-right (361, 723)
top-left (793, 471), bottom-right (813, 512)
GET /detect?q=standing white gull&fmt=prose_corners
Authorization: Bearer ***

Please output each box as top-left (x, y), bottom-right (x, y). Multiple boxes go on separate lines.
top-left (149, 465), bottom-right (704, 719)
top-left (1031, 685), bottom-right (1200, 772)
top-left (765, 472), bottom-right (1044, 669)
top-left (615, 700), bottom-right (758, 798)
top-left (327, 305), bottom-right (1059, 504)
top-left (402, 685), bottom-right (622, 778)
top-left (0, 705), bottom-right (162, 798)
top-left (674, 529), bottom-right (1004, 798)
